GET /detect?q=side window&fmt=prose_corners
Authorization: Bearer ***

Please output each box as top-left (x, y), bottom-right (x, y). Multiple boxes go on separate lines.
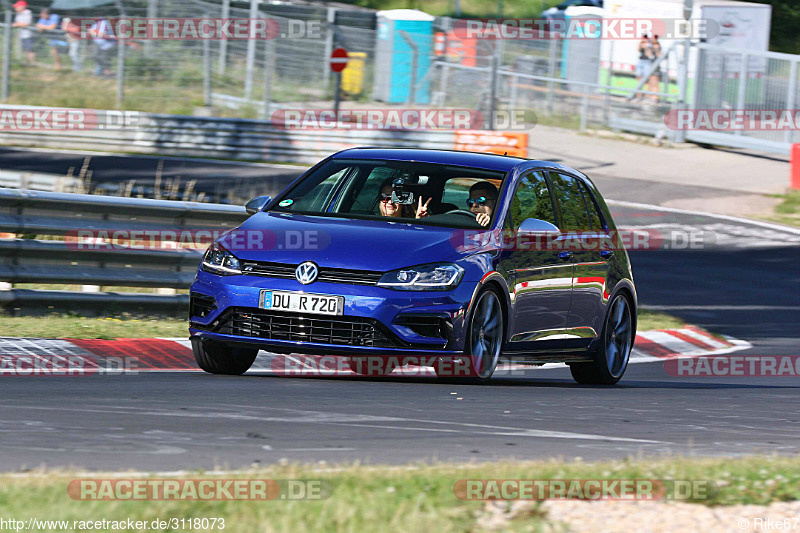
top-left (507, 171), bottom-right (557, 230)
top-left (290, 166), bottom-right (351, 212)
top-left (349, 167), bottom-right (395, 214)
top-left (580, 182), bottom-right (606, 231)
top-left (549, 173), bottom-right (592, 231)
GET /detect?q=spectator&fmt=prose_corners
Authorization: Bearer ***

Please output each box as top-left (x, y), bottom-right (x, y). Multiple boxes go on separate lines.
top-left (647, 35), bottom-right (663, 102)
top-left (61, 16), bottom-right (83, 72)
top-left (12, 0), bottom-right (34, 64)
top-left (88, 18), bottom-right (115, 77)
top-left (36, 8), bottom-right (65, 69)
top-left (634, 33), bottom-right (654, 101)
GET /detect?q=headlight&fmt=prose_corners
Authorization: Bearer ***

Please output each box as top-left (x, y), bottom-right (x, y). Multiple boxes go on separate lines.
top-left (201, 243), bottom-right (242, 275)
top-left (377, 263), bottom-right (464, 291)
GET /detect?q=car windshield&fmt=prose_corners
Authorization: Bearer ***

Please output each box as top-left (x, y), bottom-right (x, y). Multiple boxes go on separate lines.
top-left (269, 158), bottom-right (507, 228)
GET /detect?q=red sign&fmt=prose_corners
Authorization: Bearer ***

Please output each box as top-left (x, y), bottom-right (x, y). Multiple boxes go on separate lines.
top-left (330, 47), bottom-right (349, 73)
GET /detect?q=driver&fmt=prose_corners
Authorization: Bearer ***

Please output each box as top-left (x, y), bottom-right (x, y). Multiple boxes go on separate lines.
top-left (467, 181), bottom-right (498, 227)
top-left (378, 178), bottom-right (432, 219)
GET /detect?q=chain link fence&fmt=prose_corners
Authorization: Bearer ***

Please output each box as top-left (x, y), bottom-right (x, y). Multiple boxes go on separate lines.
top-left (690, 44), bottom-right (799, 150)
top-left (0, 4), bottom-right (798, 154)
top-left (0, 0), bottom-right (376, 117)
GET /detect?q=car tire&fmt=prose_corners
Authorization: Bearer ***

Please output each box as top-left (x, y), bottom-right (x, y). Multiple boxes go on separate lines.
top-left (348, 357), bottom-right (396, 377)
top-left (569, 293), bottom-right (634, 385)
top-left (192, 338), bottom-right (258, 375)
top-left (436, 286), bottom-right (504, 384)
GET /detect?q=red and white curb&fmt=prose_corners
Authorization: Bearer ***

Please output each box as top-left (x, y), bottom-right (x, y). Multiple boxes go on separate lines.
top-left (0, 327), bottom-right (750, 375)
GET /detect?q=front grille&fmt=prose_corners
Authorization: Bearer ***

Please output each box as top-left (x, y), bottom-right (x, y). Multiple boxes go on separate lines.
top-left (215, 308), bottom-right (401, 348)
top-left (240, 261), bottom-right (382, 286)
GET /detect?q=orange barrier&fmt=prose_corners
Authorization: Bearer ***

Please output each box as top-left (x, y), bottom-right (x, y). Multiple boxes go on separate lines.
top-left (453, 131), bottom-right (528, 158)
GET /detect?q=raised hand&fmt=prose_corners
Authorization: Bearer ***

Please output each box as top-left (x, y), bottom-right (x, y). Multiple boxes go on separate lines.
top-left (416, 196), bottom-right (432, 218)
top-left (476, 212), bottom-right (491, 226)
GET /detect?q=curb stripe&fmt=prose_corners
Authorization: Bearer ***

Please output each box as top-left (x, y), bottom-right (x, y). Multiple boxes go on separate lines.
top-left (666, 330), bottom-right (718, 351)
top-left (0, 327), bottom-right (752, 374)
top-left (681, 326), bottom-right (732, 349)
top-left (636, 331), bottom-right (704, 356)
top-left (66, 338), bottom-right (196, 370)
top-left (631, 335), bottom-right (676, 358)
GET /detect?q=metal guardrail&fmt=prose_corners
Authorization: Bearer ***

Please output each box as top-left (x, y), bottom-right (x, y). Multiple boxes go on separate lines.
top-left (0, 188), bottom-right (249, 315)
top-left (0, 106), bottom-right (468, 165)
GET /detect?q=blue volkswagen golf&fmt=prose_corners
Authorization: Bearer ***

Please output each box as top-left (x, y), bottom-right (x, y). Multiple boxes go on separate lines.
top-left (189, 148), bottom-right (637, 384)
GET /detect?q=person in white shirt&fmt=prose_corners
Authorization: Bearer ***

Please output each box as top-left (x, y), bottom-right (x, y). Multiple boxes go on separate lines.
top-left (12, 0), bottom-right (34, 63)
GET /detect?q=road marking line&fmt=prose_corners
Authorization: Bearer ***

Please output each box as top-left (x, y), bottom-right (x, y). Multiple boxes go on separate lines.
top-left (7, 405), bottom-right (662, 443)
top-left (607, 199), bottom-right (800, 236)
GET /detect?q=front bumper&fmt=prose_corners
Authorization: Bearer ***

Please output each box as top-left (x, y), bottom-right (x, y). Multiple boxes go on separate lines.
top-left (189, 269), bottom-right (478, 355)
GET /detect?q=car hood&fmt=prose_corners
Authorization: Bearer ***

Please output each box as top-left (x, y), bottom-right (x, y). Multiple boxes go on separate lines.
top-left (220, 212), bottom-right (467, 272)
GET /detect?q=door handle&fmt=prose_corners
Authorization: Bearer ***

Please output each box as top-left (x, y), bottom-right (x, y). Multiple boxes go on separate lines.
top-left (558, 251), bottom-right (573, 261)
top-left (600, 250), bottom-right (613, 259)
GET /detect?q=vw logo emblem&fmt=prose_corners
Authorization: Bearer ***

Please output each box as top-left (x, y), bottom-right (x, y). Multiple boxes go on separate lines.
top-left (295, 261), bottom-right (318, 285)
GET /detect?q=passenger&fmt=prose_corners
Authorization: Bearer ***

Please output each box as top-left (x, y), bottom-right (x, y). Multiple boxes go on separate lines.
top-left (377, 178), bottom-right (432, 219)
top-left (467, 181), bottom-right (498, 227)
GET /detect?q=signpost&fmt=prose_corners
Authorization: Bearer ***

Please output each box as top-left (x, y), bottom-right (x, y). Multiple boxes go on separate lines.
top-left (677, 0), bottom-right (693, 142)
top-left (330, 47), bottom-right (349, 120)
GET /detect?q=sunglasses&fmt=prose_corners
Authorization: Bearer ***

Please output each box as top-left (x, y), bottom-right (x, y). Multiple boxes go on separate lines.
top-left (380, 194), bottom-right (395, 203)
top-left (466, 196), bottom-right (492, 207)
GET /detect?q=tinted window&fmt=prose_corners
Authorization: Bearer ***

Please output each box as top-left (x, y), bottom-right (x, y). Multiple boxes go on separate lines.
top-left (349, 167), bottom-right (396, 214)
top-left (270, 159), bottom-right (507, 229)
top-left (580, 182), bottom-right (605, 231)
top-left (549, 173), bottom-right (592, 231)
top-left (507, 171), bottom-right (557, 230)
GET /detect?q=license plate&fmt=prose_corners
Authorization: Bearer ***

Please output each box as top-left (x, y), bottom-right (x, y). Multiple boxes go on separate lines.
top-left (260, 290), bottom-right (343, 316)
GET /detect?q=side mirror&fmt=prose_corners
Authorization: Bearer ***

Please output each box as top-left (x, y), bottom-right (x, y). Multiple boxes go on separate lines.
top-left (517, 218), bottom-right (561, 235)
top-left (245, 195), bottom-right (272, 215)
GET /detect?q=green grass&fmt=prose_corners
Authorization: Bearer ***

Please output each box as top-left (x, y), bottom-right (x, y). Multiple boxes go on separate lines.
top-left (762, 190), bottom-right (800, 228)
top-left (0, 314), bottom-right (188, 339)
top-left (637, 309), bottom-right (687, 331)
top-left (1, 456), bottom-right (798, 532)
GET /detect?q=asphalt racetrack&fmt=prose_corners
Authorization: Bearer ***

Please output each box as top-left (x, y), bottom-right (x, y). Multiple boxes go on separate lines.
top-left (1, 153), bottom-right (800, 472)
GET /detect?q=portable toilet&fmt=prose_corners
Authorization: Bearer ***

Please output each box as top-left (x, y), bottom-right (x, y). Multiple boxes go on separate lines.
top-left (373, 9), bottom-right (434, 104)
top-left (560, 7), bottom-right (604, 92)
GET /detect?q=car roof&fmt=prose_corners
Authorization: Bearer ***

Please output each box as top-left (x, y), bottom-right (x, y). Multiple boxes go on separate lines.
top-left (331, 148), bottom-right (528, 172)
top-left (330, 148), bottom-right (590, 181)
